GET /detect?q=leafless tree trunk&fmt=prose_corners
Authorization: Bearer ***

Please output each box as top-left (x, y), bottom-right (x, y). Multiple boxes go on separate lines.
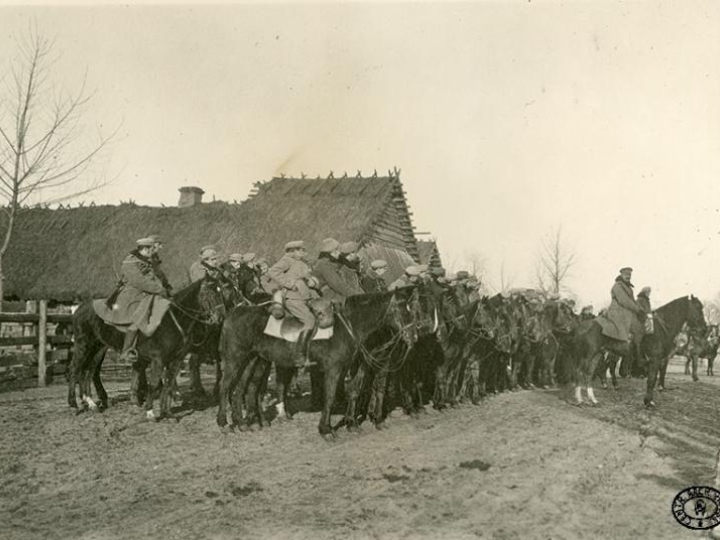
top-left (498, 259), bottom-right (514, 294)
top-left (536, 226), bottom-right (576, 296)
top-left (0, 30), bottom-right (115, 309)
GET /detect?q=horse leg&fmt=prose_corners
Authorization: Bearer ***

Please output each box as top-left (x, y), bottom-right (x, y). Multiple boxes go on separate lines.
top-left (187, 353), bottom-right (206, 397)
top-left (344, 361), bottom-right (368, 432)
top-left (217, 352), bottom-right (244, 428)
top-left (159, 354), bottom-right (186, 419)
top-left (692, 354), bottom-right (699, 382)
top-left (274, 365), bottom-right (296, 422)
top-left (91, 347), bottom-right (109, 410)
top-left (610, 355), bottom-right (619, 390)
top-left (644, 354), bottom-right (659, 407)
top-left (130, 360), bottom-right (148, 407)
top-left (658, 354), bottom-right (670, 391)
top-left (319, 363), bottom-right (343, 439)
top-left (685, 357), bottom-right (691, 376)
top-left (213, 351), bottom-right (222, 401)
top-left (709, 355), bottom-right (715, 376)
top-left (371, 364), bottom-right (390, 428)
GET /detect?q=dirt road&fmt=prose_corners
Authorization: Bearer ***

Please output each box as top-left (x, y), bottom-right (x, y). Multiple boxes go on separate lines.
top-left (1, 372), bottom-right (718, 540)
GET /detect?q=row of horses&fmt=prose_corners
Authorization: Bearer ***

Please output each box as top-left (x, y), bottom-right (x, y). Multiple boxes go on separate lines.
top-left (67, 277), bottom-right (708, 438)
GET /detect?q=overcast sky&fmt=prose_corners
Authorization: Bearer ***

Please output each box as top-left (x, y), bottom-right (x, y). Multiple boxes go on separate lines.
top-left (1, 1), bottom-right (718, 308)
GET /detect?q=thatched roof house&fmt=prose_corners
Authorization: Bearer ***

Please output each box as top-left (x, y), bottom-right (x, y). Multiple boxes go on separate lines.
top-left (0, 173), bottom-right (422, 302)
top-left (416, 240), bottom-right (443, 270)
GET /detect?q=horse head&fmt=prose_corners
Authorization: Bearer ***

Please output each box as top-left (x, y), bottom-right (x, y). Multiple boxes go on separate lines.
top-left (388, 287), bottom-right (421, 347)
top-left (309, 297), bottom-right (334, 329)
top-left (687, 294), bottom-right (708, 334)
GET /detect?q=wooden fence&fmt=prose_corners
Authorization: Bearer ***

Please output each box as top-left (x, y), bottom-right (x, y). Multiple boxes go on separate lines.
top-left (0, 300), bottom-right (73, 387)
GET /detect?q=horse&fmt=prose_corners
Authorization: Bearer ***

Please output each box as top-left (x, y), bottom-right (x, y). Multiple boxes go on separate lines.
top-left (217, 289), bottom-right (418, 438)
top-left (642, 296), bottom-right (706, 405)
top-left (68, 279), bottom-right (224, 419)
top-left (572, 295), bottom-right (705, 406)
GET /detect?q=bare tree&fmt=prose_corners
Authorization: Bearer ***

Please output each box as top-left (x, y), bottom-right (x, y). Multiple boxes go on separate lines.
top-left (704, 293), bottom-right (720, 325)
top-left (497, 258), bottom-right (515, 294)
top-left (0, 30), bottom-right (115, 307)
top-left (536, 226), bottom-right (576, 296)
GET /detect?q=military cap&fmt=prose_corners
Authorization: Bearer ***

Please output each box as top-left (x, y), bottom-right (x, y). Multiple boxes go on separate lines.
top-left (581, 305), bottom-right (594, 312)
top-left (229, 253), bottom-right (243, 262)
top-left (200, 244), bottom-right (216, 254)
top-left (446, 272), bottom-right (458, 282)
top-left (619, 267), bottom-right (633, 273)
top-left (431, 267), bottom-right (446, 277)
top-left (147, 234), bottom-right (162, 243)
top-left (200, 248), bottom-right (218, 260)
top-left (320, 238), bottom-right (340, 253)
top-left (640, 286), bottom-right (651, 295)
top-left (256, 257), bottom-right (268, 265)
top-left (456, 270), bottom-right (470, 280)
top-left (242, 253), bottom-right (256, 263)
top-left (370, 259), bottom-right (387, 270)
top-left (405, 265), bottom-right (420, 277)
top-left (285, 240), bottom-right (305, 251)
top-left (136, 237), bottom-right (154, 247)
top-left (340, 241), bottom-right (358, 254)
top-left (417, 264), bottom-right (429, 274)
top-left (548, 292), bottom-right (561, 301)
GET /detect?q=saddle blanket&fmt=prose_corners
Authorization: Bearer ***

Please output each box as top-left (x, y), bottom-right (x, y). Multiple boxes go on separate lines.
top-left (92, 295), bottom-right (171, 337)
top-left (596, 314), bottom-right (625, 342)
top-left (264, 316), bottom-right (333, 343)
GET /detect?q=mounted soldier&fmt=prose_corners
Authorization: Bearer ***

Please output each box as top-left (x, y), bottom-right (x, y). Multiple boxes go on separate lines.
top-left (268, 240), bottom-right (321, 368)
top-left (602, 267), bottom-right (646, 342)
top-left (314, 238), bottom-right (358, 304)
top-left (107, 237), bottom-right (172, 363)
top-left (148, 234), bottom-right (172, 295)
top-left (637, 286), bottom-right (653, 333)
top-left (256, 257), bottom-right (280, 295)
top-left (389, 265), bottom-right (421, 291)
top-left (224, 252), bottom-right (260, 302)
top-left (338, 241), bottom-right (364, 295)
top-left (189, 245), bottom-right (222, 283)
top-left (453, 270), bottom-right (472, 307)
top-left (580, 305), bottom-right (595, 320)
top-left (360, 259), bottom-right (389, 293)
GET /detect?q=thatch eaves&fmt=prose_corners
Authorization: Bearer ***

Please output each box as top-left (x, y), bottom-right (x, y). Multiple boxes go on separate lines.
top-left (0, 175), bottom-right (421, 301)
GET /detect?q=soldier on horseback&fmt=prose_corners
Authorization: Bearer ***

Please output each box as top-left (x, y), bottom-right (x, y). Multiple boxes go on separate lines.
top-left (360, 259), bottom-right (389, 293)
top-left (604, 267), bottom-right (647, 341)
top-left (338, 241), bottom-right (364, 295)
top-left (148, 234), bottom-right (172, 295)
top-left (313, 238), bottom-right (358, 303)
top-left (268, 240), bottom-right (320, 368)
top-left (189, 245), bottom-right (222, 283)
top-left (389, 265), bottom-right (421, 291)
top-left (114, 237), bottom-right (172, 363)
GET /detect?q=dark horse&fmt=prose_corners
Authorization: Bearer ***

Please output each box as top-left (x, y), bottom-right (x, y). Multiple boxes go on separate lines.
top-left (68, 279), bottom-right (224, 419)
top-left (572, 295), bottom-right (705, 406)
top-left (217, 289), bottom-right (418, 438)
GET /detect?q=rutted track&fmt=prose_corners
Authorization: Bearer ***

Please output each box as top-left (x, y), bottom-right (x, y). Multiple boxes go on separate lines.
top-left (0, 372), bottom-right (717, 540)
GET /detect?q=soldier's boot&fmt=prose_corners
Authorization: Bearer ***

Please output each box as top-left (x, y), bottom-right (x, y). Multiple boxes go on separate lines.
top-left (119, 329), bottom-right (139, 363)
top-left (293, 330), bottom-right (316, 369)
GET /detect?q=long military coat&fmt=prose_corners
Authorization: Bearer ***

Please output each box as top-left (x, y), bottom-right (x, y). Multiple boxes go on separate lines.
top-left (606, 277), bottom-right (643, 340)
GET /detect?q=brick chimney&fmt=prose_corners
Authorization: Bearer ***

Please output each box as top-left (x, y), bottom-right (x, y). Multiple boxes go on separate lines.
top-left (178, 186), bottom-right (204, 207)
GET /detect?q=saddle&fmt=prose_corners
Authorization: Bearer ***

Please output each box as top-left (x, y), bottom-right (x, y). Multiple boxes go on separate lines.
top-left (263, 296), bottom-right (335, 343)
top-left (92, 294), bottom-right (172, 337)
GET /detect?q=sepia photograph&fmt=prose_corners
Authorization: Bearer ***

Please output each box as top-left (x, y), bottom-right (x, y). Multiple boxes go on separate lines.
top-left (0, 1), bottom-right (719, 539)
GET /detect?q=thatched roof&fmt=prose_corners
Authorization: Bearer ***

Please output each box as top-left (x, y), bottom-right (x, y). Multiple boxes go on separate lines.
top-left (417, 240), bottom-right (443, 269)
top-left (0, 175), bottom-right (420, 301)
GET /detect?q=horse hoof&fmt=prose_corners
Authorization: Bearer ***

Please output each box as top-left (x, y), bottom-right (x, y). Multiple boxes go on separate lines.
top-left (646, 401), bottom-right (656, 408)
top-left (375, 422), bottom-right (388, 430)
top-left (145, 410), bottom-right (156, 421)
top-left (658, 387), bottom-right (665, 393)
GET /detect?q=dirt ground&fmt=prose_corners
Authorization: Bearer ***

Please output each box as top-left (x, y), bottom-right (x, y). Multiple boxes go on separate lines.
top-left (1, 366), bottom-right (719, 540)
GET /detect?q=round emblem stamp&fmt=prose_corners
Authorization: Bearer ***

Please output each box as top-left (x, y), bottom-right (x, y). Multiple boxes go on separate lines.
top-left (672, 486), bottom-right (720, 530)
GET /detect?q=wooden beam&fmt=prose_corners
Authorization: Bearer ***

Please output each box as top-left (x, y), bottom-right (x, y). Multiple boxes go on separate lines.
top-left (38, 300), bottom-right (47, 387)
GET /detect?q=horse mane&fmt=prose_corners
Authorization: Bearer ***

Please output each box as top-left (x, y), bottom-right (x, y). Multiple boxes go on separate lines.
top-left (654, 295), bottom-right (690, 315)
top-left (345, 290), bottom-right (395, 311)
top-left (171, 279), bottom-right (204, 304)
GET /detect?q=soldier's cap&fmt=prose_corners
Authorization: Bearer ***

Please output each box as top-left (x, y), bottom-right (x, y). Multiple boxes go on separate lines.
top-left (200, 244), bottom-right (216, 254)
top-left (285, 240), bottom-right (305, 251)
top-left (136, 237), bottom-right (155, 247)
top-left (417, 264), bottom-right (429, 274)
top-left (242, 253), bottom-right (256, 263)
top-left (370, 259), bottom-right (387, 270)
top-left (339, 241), bottom-right (358, 254)
top-left (320, 238), bottom-right (340, 253)
top-left (405, 265), bottom-right (420, 277)
top-left (256, 257), bottom-right (268, 265)
top-left (619, 266), bottom-right (633, 273)
top-left (147, 234), bottom-right (162, 244)
top-left (548, 292), bottom-right (561, 300)
top-left (456, 270), bottom-right (470, 279)
top-left (229, 253), bottom-right (243, 262)
top-left (431, 267), bottom-right (446, 277)
top-left (640, 286), bottom-right (651, 295)
top-left (201, 248), bottom-right (218, 260)
top-left (582, 305), bottom-right (594, 311)
top-left (446, 272), bottom-right (458, 281)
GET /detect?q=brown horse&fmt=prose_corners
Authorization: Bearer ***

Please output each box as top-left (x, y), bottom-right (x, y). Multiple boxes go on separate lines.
top-left (572, 295), bottom-right (705, 406)
top-left (68, 279), bottom-right (225, 419)
top-left (217, 289), bottom-right (418, 438)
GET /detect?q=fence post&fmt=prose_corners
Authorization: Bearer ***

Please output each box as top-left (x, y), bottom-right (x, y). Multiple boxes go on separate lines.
top-left (38, 300), bottom-right (47, 387)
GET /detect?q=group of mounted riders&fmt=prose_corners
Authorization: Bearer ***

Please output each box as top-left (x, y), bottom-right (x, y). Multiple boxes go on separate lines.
top-left (70, 236), bottom-right (708, 434)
